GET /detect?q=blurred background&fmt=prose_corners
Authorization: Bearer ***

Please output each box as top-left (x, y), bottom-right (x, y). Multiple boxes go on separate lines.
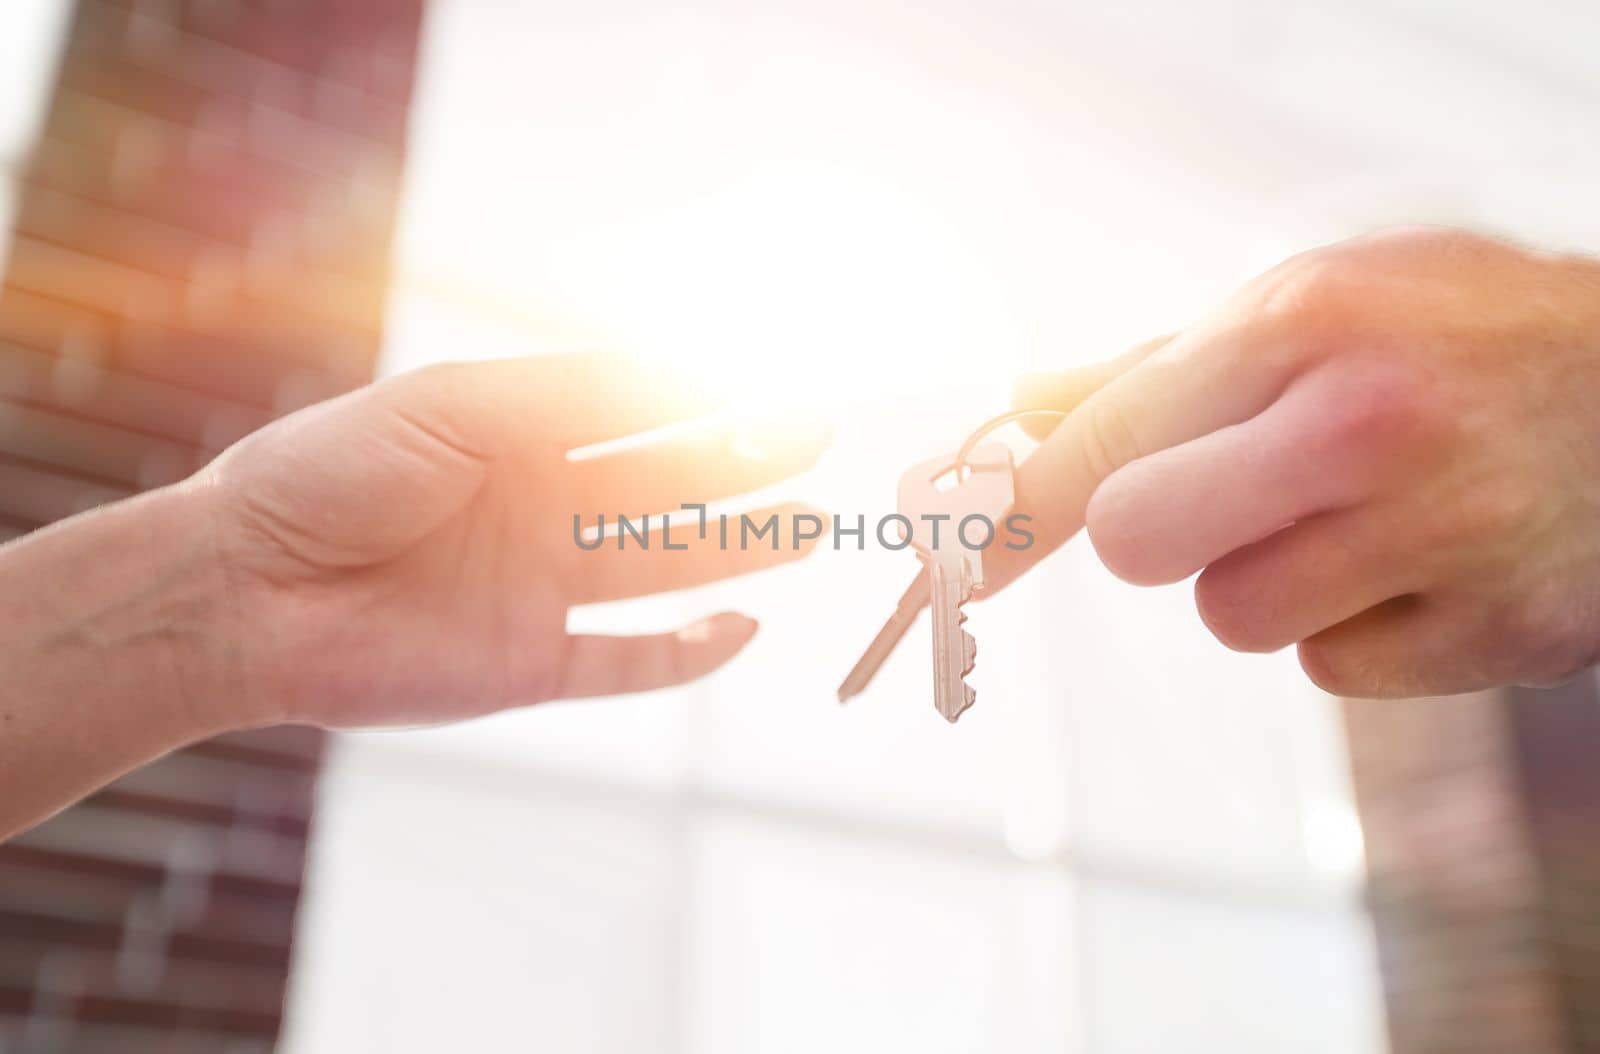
top-left (2, 1), bottom-right (1599, 1052)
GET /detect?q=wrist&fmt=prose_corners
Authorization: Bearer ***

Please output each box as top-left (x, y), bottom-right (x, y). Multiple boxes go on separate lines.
top-left (0, 482), bottom-right (252, 748)
top-left (113, 480), bottom-right (271, 738)
top-left (0, 473), bottom-right (268, 838)
top-left (5, 477), bottom-right (282, 740)
top-left (184, 473), bottom-right (289, 732)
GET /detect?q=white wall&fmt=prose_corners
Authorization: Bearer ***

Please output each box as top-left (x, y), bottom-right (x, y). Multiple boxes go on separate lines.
top-left (0, 0), bottom-right (70, 161)
top-left (0, 0), bottom-right (72, 271)
top-left (284, 1), bottom-right (1600, 1051)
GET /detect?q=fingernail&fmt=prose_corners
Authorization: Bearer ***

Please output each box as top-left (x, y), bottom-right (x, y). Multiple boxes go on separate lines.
top-left (722, 613), bottom-right (760, 645)
top-left (1012, 371), bottom-right (1067, 408)
top-left (681, 612), bottom-right (759, 645)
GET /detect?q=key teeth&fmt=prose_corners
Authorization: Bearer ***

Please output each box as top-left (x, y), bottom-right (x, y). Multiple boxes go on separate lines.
top-left (945, 682), bottom-right (977, 723)
top-left (940, 579), bottom-right (981, 724)
top-left (945, 630), bottom-right (977, 723)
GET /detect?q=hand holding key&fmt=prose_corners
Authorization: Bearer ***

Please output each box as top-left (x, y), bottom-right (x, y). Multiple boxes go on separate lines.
top-left (980, 228), bottom-right (1600, 699)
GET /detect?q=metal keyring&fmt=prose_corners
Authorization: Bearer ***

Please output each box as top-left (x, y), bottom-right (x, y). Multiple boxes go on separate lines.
top-left (951, 408), bottom-right (1070, 478)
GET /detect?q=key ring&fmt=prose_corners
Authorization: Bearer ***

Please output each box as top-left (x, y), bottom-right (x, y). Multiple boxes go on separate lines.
top-left (951, 408), bottom-right (1070, 479)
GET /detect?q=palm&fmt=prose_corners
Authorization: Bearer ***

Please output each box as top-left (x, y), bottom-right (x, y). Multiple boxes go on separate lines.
top-left (209, 356), bottom-right (826, 729)
top-left (381, 463), bottom-right (576, 707)
top-left (291, 453), bottom-right (577, 726)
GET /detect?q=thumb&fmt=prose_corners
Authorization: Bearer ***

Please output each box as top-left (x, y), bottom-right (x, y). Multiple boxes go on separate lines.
top-left (1011, 334), bottom-right (1179, 439)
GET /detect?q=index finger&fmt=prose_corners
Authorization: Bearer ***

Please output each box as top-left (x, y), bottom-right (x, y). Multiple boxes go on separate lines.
top-left (980, 311), bottom-right (1308, 596)
top-left (1010, 334), bottom-right (1178, 440)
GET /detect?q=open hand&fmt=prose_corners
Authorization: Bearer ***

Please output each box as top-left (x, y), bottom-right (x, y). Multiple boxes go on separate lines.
top-left (204, 354), bottom-right (828, 728)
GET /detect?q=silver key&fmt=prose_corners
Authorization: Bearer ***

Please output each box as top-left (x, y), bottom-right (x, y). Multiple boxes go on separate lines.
top-left (837, 565), bottom-right (929, 704)
top-left (898, 443), bottom-right (1015, 722)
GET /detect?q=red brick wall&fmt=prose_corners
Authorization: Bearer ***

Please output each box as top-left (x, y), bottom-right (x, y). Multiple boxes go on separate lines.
top-left (1346, 676), bottom-right (1600, 1054)
top-left (0, 1), bottom-right (424, 1048)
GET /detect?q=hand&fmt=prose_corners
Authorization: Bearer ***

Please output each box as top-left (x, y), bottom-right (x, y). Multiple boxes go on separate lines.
top-left (986, 228), bottom-right (1600, 698)
top-left (203, 354), bottom-right (829, 728)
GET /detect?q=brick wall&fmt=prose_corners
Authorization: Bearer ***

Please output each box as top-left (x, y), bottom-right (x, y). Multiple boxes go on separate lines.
top-left (0, 1), bottom-right (424, 1049)
top-left (1346, 676), bottom-right (1600, 1054)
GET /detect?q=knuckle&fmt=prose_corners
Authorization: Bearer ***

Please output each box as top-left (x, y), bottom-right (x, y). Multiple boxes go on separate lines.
top-left (1307, 361), bottom-right (1450, 471)
top-left (1362, 225), bottom-right (1491, 256)
top-left (1254, 253), bottom-right (1363, 336)
top-left (1079, 398), bottom-right (1142, 481)
top-left (1341, 226), bottom-right (1507, 277)
top-left (1251, 228), bottom-right (1509, 347)
top-left (1423, 228), bottom-right (1498, 260)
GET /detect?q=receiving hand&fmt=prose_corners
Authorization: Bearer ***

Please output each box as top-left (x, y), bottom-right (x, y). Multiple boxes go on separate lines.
top-left (204, 353), bottom-right (828, 728)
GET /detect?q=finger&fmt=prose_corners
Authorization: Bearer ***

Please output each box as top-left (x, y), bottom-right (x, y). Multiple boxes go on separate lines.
top-left (1297, 595), bottom-right (1490, 699)
top-left (568, 501), bottom-right (826, 604)
top-left (1011, 334), bottom-right (1177, 440)
top-left (568, 416), bottom-right (831, 519)
top-left (981, 307), bottom-right (1312, 597)
top-left (1194, 503), bottom-right (1438, 654)
top-left (552, 612), bottom-right (759, 699)
top-left (388, 353), bottom-right (724, 455)
top-left (541, 353), bottom-right (727, 447)
top-left (1085, 366), bottom-right (1404, 585)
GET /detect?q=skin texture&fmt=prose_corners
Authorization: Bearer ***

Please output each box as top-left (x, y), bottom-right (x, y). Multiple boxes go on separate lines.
top-left (986, 227), bottom-right (1600, 699)
top-left (0, 353), bottom-right (828, 839)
